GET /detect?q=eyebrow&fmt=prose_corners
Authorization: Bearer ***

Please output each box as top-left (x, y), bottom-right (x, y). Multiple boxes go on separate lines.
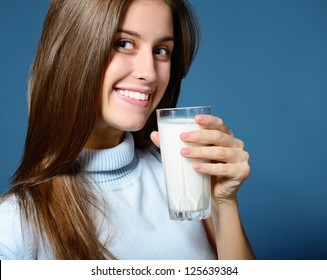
top-left (117, 28), bottom-right (174, 43)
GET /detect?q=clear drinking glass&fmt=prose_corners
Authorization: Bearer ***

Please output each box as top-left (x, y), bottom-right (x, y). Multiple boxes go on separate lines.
top-left (156, 106), bottom-right (211, 220)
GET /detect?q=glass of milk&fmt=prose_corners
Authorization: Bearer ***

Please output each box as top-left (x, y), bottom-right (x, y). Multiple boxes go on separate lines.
top-left (156, 106), bottom-right (211, 220)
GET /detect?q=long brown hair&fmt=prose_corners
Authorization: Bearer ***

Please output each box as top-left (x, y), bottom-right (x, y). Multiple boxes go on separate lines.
top-left (3, 0), bottom-right (200, 259)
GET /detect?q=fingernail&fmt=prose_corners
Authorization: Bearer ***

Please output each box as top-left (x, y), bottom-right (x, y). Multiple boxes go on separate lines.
top-left (196, 115), bottom-right (205, 122)
top-left (180, 132), bottom-right (190, 140)
top-left (181, 148), bottom-right (191, 156)
top-left (193, 163), bottom-right (202, 171)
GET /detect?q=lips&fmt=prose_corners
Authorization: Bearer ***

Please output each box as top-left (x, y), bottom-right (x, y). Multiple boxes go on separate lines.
top-left (116, 89), bottom-right (150, 101)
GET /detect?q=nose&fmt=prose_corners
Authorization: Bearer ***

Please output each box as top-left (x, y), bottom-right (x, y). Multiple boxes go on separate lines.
top-left (133, 48), bottom-right (157, 82)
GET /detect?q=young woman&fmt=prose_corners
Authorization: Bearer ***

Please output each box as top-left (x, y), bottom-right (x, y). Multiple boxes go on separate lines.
top-left (0, 0), bottom-right (255, 260)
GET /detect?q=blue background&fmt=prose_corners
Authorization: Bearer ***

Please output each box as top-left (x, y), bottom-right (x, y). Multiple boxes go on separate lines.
top-left (1, 0), bottom-right (326, 259)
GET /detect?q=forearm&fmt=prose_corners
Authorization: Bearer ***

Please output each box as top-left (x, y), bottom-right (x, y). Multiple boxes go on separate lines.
top-left (211, 199), bottom-right (255, 260)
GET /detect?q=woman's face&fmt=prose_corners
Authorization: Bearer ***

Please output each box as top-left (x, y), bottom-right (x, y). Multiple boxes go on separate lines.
top-left (86, 0), bottom-right (174, 148)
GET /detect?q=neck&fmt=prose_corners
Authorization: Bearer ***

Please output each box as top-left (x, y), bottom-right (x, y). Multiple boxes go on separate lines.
top-left (85, 124), bottom-right (124, 149)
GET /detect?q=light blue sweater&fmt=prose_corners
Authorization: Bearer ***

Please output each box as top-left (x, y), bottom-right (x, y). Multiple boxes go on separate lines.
top-left (0, 133), bottom-right (216, 259)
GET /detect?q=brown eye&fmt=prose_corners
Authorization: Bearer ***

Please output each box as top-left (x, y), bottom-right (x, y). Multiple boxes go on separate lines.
top-left (115, 40), bottom-right (134, 51)
top-left (154, 47), bottom-right (171, 58)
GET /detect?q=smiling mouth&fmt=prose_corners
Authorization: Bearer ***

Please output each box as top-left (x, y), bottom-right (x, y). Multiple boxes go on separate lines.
top-left (116, 89), bottom-right (150, 101)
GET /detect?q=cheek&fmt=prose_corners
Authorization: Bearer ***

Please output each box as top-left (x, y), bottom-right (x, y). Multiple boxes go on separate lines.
top-left (157, 63), bottom-right (171, 90)
top-left (150, 64), bottom-right (171, 107)
top-left (100, 63), bottom-right (124, 106)
top-left (102, 55), bottom-right (131, 89)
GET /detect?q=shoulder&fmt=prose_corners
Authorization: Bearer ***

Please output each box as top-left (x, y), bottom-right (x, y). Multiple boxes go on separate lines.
top-left (0, 195), bottom-right (33, 260)
top-left (0, 194), bottom-right (20, 219)
top-left (0, 196), bottom-right (21, 235)
top-left (0, 195), bottom-right (21, 259)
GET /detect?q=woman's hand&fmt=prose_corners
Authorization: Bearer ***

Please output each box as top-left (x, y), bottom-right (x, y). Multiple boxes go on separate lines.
top-left (151, 114), bottom-right (250, 204)
top-left (179, 114), bottom-right (250, 204)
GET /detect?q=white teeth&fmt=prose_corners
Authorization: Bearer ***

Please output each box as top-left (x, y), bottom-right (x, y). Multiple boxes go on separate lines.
top-left (117, 90), bottom-right (149, 101)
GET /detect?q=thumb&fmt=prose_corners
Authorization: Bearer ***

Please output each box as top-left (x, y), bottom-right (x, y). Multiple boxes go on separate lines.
top-left (150, 131), bottom-right (160, 148)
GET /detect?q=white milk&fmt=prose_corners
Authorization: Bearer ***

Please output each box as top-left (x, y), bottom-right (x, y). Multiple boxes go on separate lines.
top-left (158, 118), bottom-right (211, 217)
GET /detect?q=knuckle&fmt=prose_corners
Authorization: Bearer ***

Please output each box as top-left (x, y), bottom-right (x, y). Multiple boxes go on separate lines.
top-left (195, 129), bottom-right (205, 142)
top-left (214, 130), bottom-right (223, 143)
top-left (243, 151), bottom-right (250, 162)
top-left (241, 164), bottom-right (251, 179)
top-left (218, 163), bottom-right (228, 175)
top-left (218, 147), bottom-right (228, 160)
top-left (237, 139), bottom-right (245, 149)
top-left (198, 146), bottom-right (206, 158)
top-left (216, 117), bottom-right (224, 128)
top-left (232, 163), bottom-right (250, 182)
top-left (209, 164), bottom-right (216, 174)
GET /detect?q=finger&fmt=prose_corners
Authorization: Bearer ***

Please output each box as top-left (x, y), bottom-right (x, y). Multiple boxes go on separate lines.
top-left (181, 146), bottom-right (249, 164)
top-left (195, 115), bottom-right (233, 136)
top-left (194, 162), bottom-right (251, 181)
top-left (181, 129), bottom-right (244, 149)
top-left (150, 131), bottom-right (160, 148)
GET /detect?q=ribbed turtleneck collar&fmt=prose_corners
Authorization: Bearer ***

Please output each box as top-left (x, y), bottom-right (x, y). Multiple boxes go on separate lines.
top-left (79, 132), bottom-right (135, 172)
